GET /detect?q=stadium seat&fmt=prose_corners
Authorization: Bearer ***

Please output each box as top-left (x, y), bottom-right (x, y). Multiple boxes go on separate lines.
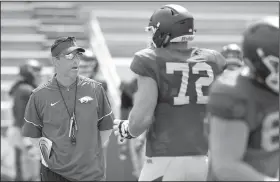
top-left (1, 19), bottom-right (40, 27)
top-left (43, 39), bottom-right (88, 50)
top-left (1, 50), bottom-right (50, 66)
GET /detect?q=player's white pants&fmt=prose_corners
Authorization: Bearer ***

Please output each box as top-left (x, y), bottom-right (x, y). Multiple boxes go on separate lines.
top-left (138, 155), bottom-right (208, 181)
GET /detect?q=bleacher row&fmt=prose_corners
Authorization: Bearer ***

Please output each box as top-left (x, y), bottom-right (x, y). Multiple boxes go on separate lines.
top-left (1, 1), bottom-right (278, 125)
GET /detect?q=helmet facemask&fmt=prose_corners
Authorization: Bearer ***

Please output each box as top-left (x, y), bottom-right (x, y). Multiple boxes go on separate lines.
top-left (145, 22), bottom-right (160, 48)
top-left (145, 22), bottom-right (195, 48)
top-left (257, 48), bottom-right (279, 93)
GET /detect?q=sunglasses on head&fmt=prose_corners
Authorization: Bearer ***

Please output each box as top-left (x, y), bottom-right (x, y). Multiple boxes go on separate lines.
top-left (52, 37), bottom-right (76, 51)
top-left (52, 37), bottom-right (83, 59)
top-left (60, 52), bottom-right (83, 60)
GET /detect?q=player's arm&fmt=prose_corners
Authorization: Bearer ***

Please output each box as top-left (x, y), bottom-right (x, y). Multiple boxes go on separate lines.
top-left (97, 85), bottom-right (114, 147)
top-left (209, 115), bottom-right (277, 181)
top-left (9, 85), bottom-right (33, 151)
top-left (128, 75), bottom-right (158, 137)
top-left (113, 52), bottom-right (158, 139)
top-left (13, 85), bottom-right (33, 128)
top-left (213, 50), bottom-right (227, 74)
top-left (129, 131), bottom-right (146, 177)
top-left (208, 94), bottom-right (277, 181)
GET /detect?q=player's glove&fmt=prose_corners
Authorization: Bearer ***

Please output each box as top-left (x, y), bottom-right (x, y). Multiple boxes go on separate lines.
top-left (113, 119), bottom-right (136, 141)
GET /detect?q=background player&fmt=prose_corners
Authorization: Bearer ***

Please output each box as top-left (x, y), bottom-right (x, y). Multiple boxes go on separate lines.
top-left (119, 78), bottom-right (145, 180)
top-left (7, 59), bottom-right (42, 181)
top-left (78, 49), bottom-right (108, 91)
top-left (221, 43), bottom-right (244, 71)
top-left (113, 4), bottom-right (226, 181)
top-left (206, 16), bottom-right (279, 181)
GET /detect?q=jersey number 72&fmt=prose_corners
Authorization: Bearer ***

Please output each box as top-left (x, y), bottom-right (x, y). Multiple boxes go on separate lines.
top-left (166, 62), bottom-right (214, 105)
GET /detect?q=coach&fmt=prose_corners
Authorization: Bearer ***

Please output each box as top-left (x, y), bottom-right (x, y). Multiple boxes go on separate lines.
top-left (22, 36), bottom-right (114, 181)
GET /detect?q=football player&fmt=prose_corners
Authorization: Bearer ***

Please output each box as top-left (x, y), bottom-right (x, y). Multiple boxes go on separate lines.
top-left (113, 4), bottom-right (226, 181)
top-left (8, 59), bottom-right (42, 181)
top-left (221, 43), bottom-right (244, 71)
top-left (119, 78), bottom-right (146, 179)
top-left (78, 49), bottom-right (108, 91)
top-left (206, 16), bottom-right (279, 181)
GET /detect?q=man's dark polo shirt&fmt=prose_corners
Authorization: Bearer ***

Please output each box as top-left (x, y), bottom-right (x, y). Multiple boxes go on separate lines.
top-left (22, 75), bottom-right (113, 181)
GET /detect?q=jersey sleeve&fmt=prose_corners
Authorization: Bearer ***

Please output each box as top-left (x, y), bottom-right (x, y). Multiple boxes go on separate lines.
top-left (13, 84), bottom-right (33, 128)
top-left (207, 92), bottom-right (247, 120)
top-left (97, 85), bottom-right (114, 131)
top-left (22, 93), bottom-right (43, 138)
top-left (213, 50), bottom-right (227, 74)
top-left (194, 48), bottom-right (226, 76)
top-left (130, 51), bottom-right (159, 83)
top-left (206, 81), bottom-right (255, 129)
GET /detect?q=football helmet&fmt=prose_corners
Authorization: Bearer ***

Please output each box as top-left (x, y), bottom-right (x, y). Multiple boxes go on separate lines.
top-left (146, 4), bottom-right (196, 48)
top-left (78, 49), bottom-right (98, 77)
top-left (19, 59), bottom-right (42, 81)
top-left (221, 44), bottom-right (243, 70)
top-left (221, 43), bottom-right (243, 60)
top-left (242, 16), bottom-right (279, 93)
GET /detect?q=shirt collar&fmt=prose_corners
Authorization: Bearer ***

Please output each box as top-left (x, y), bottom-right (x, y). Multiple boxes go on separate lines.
top-left (49, 74), bottom-right (84, 90)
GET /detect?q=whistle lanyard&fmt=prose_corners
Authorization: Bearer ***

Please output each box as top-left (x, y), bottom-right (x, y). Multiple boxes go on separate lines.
top-left (55, 77), bottom-right (78, 145)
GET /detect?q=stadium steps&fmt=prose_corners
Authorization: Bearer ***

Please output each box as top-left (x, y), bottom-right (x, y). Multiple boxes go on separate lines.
top-left (1, 58), bottom-right (134, 120)
top-left (97, 17), bottom-right (247, 35)
top-left (1, 57), bottom-right (133, 82)
top-left (1, 3), bottom-right (34, 19)
top-left (31, 2), bottom-right (77, 9)
top-left (79, 2), bottom-right (277, 57)
top-left (1, 2), bottom-right (88, 123)
top-left (1, 2), bottom-right (277, 124)
top-left (43, 39), bottom-right (88, 50)
top-left (1, 26), bottom-right (38, 34)
top-left (37, 17), bottom-right (85, 25)
top-left (38, 26), bottom-right (88, 41)
top-left (1, 19), bottom-right (41, 27)
top-left (106, 42), bottom-right (240, 58)
top-left (33, 2), bottom-right (89, 49)
top-left (1, 50), bottom-right (51, 66)
top-left (39, 25), bottom-right (85, 33)
top-left (0, 2), bottom-right (41, 122)
top-left (1, 2), bottom-right (48, 69)
top-left (79, 2), bottom-right (278, 15)
top-left (1, 34), bottom-right (47, 50)
top-left (33, 9), bottom-right (78, 18)
top-left (1, 19), bottom-right (40, 34)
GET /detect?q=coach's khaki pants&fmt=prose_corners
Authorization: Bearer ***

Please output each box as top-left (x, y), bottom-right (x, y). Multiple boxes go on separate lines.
top-left (138, 155), bottom-right (208, 181)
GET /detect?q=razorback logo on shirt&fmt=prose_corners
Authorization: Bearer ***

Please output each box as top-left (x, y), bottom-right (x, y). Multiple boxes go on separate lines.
top-left (79, 96), bottom-right (93, 104)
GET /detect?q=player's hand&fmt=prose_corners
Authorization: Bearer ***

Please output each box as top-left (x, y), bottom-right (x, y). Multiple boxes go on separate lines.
top-left (113, 119), bottom-right (128, 142)
top-left (113, 119), bottom-right (125, 136)
top-left (113, 119), bottom-right (135, 142)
